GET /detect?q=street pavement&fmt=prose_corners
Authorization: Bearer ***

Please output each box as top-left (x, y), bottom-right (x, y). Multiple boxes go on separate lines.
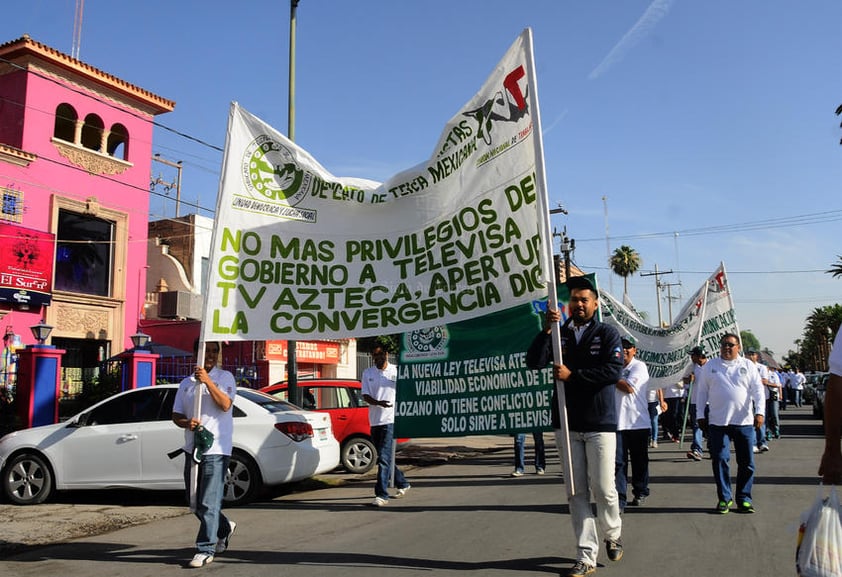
top-left (0, 405), bottom-right (827, 577)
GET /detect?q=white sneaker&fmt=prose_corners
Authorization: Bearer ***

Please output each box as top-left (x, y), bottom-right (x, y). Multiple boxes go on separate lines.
top-left (536, 468), bottom-right (545, 475)
top-left (189, 552), bottom-right (214, 568)
top-left (215, 521), bottom-right (236, 554)
top-left (511, 470), bottom-right (524, 477)
top-left (753, 446), bottom-right (760, 453)
top-left (395, 485), bottom-right (411, 498)
top-left (371, 496), bottom-right (388, 507)
top-left (760, 444), bottom-right (770, 452)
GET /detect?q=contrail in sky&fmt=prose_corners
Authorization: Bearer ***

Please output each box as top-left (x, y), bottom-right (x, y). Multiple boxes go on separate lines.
top-left (589, 0), bottom-right (674, 80)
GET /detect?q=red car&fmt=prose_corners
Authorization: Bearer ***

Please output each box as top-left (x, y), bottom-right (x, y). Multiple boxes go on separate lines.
top-left (260, 379), bottom-right (379, 474)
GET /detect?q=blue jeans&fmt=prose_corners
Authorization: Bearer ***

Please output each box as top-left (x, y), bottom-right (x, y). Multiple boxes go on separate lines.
top-left (371, 423), bottom-right (408, 500)
top-left (708, 424), bottom-right (755, 504)
top-left (648, 401), bottom-right (659, 441)
top-left (514, 432), bottom-right (546, 472)
top-left (688, 403), bottom-right (705, 454)
top-left (766, 398), bottom-right (780, 437)
top-left (615, 428), bottom-right (650, 507)
top-left (183, 454), bottom-right (232, 554)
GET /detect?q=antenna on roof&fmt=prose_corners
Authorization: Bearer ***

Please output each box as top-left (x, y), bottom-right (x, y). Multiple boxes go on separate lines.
top-left (71, 0), bottom-right (84, 60)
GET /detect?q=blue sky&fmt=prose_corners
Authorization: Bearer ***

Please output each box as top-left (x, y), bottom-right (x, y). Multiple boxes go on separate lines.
top-left (4, 0), bottom-right (841, 360)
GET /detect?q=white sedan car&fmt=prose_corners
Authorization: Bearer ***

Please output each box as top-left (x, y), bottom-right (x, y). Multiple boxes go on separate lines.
top-left (0, 385), bottom-right (339, 506)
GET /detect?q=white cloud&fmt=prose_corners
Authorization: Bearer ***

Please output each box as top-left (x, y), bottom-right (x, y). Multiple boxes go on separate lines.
top-left (589, 0), bottom-right (675, 80)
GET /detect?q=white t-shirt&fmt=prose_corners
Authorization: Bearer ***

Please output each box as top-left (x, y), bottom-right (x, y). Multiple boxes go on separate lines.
top-left (173, 366), bottom-right (237, 456)
top-left (362, 363), bottom-right (398, 426)
top-left (830, 329), bottom-right (842, 376)
top-left (754, 362), bottom-right (770, 400)
top-left (696, 356), bottom-right (765, 427)
top-left (615, 357), bottom-right (651, 431)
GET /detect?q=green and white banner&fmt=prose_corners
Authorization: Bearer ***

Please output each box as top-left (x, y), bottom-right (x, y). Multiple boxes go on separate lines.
top-left (394, 276), bottom-right (594, 437)
top-left (202, 30), bottom-right (546, 342)
top-left (600, 263), bottom-right (738, 390)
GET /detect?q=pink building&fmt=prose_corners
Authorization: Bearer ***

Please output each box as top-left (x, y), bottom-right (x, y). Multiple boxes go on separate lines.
top-left (0, 35), bottom-right (173, 393)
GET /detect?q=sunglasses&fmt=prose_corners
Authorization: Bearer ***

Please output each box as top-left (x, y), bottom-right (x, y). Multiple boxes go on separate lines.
top-left (720, 342), bottom-right (738, 348)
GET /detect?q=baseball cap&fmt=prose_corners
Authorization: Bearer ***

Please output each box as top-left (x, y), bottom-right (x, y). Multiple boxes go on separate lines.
top-left (689, 346), bottom-right (707, 357)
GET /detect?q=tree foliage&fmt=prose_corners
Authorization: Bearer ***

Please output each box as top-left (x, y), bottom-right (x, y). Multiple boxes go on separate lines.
top-left (784, 304), bottom-right (842, 371)
top-left (828, 255), bottom-right (842, 278)
top-left (740, 330), bottom-right (760, 352)
top-left (609, 245), bottom-right (642, 300)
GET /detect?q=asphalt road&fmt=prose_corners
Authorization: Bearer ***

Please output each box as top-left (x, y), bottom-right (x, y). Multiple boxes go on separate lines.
top-left (1, 406), bottom-right (827, 577)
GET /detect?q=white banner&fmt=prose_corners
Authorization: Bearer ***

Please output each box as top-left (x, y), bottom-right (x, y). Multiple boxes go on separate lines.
top-left (202, 30), bottom-right (546, 342)
top-left (599, 263), bottom-right (738, 389)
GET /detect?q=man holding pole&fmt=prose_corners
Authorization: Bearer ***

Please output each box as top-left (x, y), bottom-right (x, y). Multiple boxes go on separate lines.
top-left (526, 276), bottom-right (624, 577)
top-left (172, 341), bottom-right (236, 568)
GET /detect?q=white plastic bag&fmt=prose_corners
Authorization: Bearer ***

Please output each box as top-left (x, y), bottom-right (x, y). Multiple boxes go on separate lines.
top-left (797, 485), bottom-right (842, 577)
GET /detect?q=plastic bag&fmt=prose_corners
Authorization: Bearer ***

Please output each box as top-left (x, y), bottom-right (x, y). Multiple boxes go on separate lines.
top-left (797, 485), bottom-right (842, 577)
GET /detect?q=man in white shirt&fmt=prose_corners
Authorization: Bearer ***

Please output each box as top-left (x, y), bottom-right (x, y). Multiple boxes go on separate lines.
top-left (683, 346), bottom-right (708, 461)
top-left (362, 346), bottom-right (410, 507)
top-left (696, 334), bottom-right (765, 514)
top-left (746, 350), bottom-right (770, 453)
top-left (792, 367), bottom-right (807, 408)
top-left (819, 329), bottom-right (842, 484)
top-left (172, 341), bottom-right (237, 568)
top-left (614, 336), bottom-right (652, 510)
top-left (765, 365), bottom-right (782, 439)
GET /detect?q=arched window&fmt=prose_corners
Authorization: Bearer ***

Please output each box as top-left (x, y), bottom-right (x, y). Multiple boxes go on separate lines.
top-left (107, 123), bottom-right (129, 160)
top-left (53, 103), bottom-right (77, 143)
top-left (80, 113), bottom-right (104, 152)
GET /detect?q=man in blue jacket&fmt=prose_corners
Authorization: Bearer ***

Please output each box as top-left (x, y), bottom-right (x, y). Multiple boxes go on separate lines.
top-left (526, 276), bottom-right (624, 577)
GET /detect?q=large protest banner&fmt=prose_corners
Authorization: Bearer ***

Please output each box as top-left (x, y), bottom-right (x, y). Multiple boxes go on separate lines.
top-left (599, 263), bottom-right (738, 389)
top-left (394, 275), bottom-right (597, 438)
top-left (201, 30), bottom-right (547, 343)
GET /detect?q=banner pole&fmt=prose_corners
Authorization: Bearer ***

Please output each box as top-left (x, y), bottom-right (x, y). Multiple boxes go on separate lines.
top-left (522, 28), bottom-right (574, 494)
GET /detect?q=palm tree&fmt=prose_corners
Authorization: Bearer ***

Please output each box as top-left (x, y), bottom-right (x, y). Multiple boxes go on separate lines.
top-left (609, 245), bottom-right (642, 301)
top-left (828, 255), bottom-right (842, 278)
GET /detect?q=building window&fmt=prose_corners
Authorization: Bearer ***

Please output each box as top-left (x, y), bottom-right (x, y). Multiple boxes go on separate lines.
top-left (80, 113), bottom-right (104, 153)
top-left (0, 188), bottom-right (23, 223)
top-left (107, 123), bottom-right (128, 160)
top-left (53, 103), bottom-right (77, 143)
top-left (54, 209), bottom-right (114, 297)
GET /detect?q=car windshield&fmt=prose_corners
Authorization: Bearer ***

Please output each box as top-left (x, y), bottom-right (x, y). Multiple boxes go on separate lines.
top-left (237, 388), bottom-right (302, 413)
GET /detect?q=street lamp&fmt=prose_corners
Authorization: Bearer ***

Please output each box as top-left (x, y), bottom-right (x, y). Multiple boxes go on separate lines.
top-left (130, 331), bottom-right (151, 350)
top-left (29, 319), bottom-right (53, 345)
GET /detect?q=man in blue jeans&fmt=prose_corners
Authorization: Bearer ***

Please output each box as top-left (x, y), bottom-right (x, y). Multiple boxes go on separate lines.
top-left (696, 334), bottom-right (765, 514)
top-left (172, 341), bottom-right (237, 568)
top-left (362, 346), bottom-right (410, 507)
top-left (683, 346), bottom-right (708, 461)
top-left (512, 431), bottom-right (546, 476)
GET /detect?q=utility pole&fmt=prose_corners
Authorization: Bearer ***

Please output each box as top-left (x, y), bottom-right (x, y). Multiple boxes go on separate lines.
top-left (151, 154), bottom-right (183, 217)
top-left (662, 281), bottom-right (682, 325)
top-left (549, 205), bottom-right (570, 282)
top-left (602, 196), bottom-right (613, 293)
top-left (286, 0), bottom-right (300, 407)
top-left (640, 264), bottom-right (673, 328)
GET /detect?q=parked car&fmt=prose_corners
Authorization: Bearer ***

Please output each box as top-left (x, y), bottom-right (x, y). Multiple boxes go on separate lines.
top-left (0, 385), bottom-right (339, 506)
top-left (261, 379), bottom-right (385, 474)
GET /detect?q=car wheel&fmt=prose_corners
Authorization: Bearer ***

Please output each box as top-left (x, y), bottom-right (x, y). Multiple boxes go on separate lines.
top-left (3, 452), bottom-right (54, 505)
top-left (342, 436), bottom-right (377, 474)
top-left (223, 451), bottom-right (262, 506)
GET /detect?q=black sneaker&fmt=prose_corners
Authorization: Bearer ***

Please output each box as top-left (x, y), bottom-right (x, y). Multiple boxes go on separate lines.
top-left (567, 561), bottom-right (596, 576)
top-left (630, 495), bottom-right (646, 506)
top-left (737, 500), bottom-right (755, 514)
top-left (605, 538), bottom-right (623, 562)
top-left (716, 499), bottom-right (733, 514)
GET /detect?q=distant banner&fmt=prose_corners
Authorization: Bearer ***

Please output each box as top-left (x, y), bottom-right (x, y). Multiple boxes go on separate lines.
top-left (600, 264), bottom-right (737, 389)
top-left (202, 30), bottom-right (545, 342)
top-left (394, 274), bottom-right (596, 437)
top-left (0, 223), bottom-right (55, 308)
